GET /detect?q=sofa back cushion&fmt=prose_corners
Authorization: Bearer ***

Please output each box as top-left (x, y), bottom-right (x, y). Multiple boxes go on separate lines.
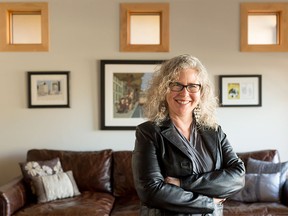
top-left (113, 151), bottom-right (137, 197)
top-left (26, 149), bottom-right (113, 193)
top-left (237, 149), bottom-right (280, 168)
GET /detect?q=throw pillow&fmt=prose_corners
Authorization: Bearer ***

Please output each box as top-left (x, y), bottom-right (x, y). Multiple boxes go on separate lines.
top-left (247, 157), bottom-right (288, 191)
top-left (229, 173), bottom-right (280, 202)
top-left (32, 170), bottom-right (81, 203)
top-left (19, 157), bottom-right (63, 194)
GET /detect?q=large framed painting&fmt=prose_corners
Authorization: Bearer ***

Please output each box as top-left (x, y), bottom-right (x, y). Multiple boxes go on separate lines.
top-left (219, 75), bottom-right (262, 107)
top-left (28, 71), bottom-right (70, 108)
top-left (100, 60), bottom-right (164, 130)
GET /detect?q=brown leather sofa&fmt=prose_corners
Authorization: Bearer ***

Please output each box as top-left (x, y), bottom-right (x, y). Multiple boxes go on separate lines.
top-left (0, 149), bottom-right (287, 216)
top-left (224, 149), bottom-right (288, 216)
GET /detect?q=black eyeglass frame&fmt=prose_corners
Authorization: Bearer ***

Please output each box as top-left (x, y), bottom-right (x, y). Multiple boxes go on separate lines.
top-left (169, 82), bottom-right (202, 93)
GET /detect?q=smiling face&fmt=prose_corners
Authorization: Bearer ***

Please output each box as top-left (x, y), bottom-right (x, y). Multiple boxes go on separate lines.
top-left (166, 68), bottom-right (201, 120)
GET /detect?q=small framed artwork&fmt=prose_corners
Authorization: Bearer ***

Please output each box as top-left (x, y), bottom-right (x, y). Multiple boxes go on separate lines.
top-left (219, 75), bottom-right (262, 107)
top-left (28, 71), bottom-right (70, 108)
top-left (100, 59), bottom-right (164, 130)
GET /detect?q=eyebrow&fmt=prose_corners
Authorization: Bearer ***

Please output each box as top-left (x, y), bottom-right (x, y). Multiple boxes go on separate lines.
top-left (175, 82), bottom-right (201, 85)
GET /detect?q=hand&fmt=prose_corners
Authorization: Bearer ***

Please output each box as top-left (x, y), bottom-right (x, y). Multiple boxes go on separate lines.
top-left (213, 198), bottom-right (226, 204)
top-left (164, 176), bottom-right (180, 186)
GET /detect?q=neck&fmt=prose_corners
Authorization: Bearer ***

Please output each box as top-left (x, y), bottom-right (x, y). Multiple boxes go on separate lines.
top-left (170, 113), bottom-right (193, 126)
top-left (171, 116), bottom-right (193, 141)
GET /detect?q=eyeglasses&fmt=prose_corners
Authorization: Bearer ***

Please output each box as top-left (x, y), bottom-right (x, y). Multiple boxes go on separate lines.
top-left (169, 82), bottom-right (201, 93)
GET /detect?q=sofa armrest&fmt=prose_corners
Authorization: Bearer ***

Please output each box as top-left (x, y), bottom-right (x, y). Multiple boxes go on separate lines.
top-left (282, 178), bottom-right (288, 206)
top-left (0, 176), bottom-right (27, 216)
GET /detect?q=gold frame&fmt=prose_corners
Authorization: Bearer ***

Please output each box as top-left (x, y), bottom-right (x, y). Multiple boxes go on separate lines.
top-left (120, 3), bottom-right (169, 52)
top-left (240, 3), bottom-right (288, 52)
top-left (0, 2), bottom-right (49, 52)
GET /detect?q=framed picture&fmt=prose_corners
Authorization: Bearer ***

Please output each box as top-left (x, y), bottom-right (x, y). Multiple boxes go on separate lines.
top-left (100, 60), bottom-right (164, 130)
top-left (219, 75), bottom-right (262, 107)
top-left (28, 71), bottom-right (70, 108)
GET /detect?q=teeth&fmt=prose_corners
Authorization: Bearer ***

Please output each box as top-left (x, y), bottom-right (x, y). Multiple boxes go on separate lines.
top-left (177, 100), bottom-right (189, 104)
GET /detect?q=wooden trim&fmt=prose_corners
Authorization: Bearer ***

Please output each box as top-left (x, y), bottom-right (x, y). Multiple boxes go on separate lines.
top-left (0, 2), bottom-right (49, 52)
top-left (120, 3), bottom-right (169, 52)
top-left (240, 3), bottom-right (288, 52)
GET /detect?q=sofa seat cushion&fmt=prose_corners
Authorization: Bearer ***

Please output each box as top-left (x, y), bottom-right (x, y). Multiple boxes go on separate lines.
top-left (14, 191), bottom-right (115, 216)
top-left (110, 195), bottom-right (140, 216)
top-left (223, 200), bottom-right (288, 216)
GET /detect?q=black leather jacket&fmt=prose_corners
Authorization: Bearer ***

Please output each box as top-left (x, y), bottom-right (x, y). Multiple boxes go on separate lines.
top-left (132, 120), bottom-right (245, 216)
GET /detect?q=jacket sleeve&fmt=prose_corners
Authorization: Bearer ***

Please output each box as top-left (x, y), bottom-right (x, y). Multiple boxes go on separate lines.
top-left (180, 126), bottom-right (246, 198)
top-left (132, 123), bottom-right (215, 214)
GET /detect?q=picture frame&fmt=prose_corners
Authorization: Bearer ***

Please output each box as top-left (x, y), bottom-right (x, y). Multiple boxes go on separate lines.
top-left (100, 60), bottom-right (164, 130)
top-left (219, 75), bottom-right (262, 107)
top-left (28, 71), bottom-right (70, 108)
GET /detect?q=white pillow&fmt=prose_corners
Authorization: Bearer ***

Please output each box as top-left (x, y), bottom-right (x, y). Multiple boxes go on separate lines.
top-left (32, 170), bottom-right (80, 203)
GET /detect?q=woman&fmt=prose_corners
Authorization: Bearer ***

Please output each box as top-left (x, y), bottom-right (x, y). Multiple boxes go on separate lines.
top-left (132, 54), bottom-right (245, 216)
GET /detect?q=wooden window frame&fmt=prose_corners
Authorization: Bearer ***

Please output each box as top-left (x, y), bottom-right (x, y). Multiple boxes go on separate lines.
top-left (120, 3), bottom-right (169, 52)
top-left (240, 3), bottom-right (288, 52)
top-left (0, 2), bottom-right (49, 52)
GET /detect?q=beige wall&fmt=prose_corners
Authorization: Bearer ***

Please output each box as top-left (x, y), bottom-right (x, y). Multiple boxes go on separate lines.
top-left (1, 0), bottom-right (288, 185)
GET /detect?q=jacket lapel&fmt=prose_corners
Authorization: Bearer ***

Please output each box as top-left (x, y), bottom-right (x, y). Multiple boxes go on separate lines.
top-left (198, 128), bottom-right (220, 169)
top-left (159, 119), bottom-right (221, 168)
top-left (160, 120), bottom-right (191, 159)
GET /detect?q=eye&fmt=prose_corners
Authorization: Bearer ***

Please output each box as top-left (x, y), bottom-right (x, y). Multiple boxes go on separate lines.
top-left (187, 84), bottom-right (201, 93)
top-left (173, 82), bottom-right (182, 86)
top-left (188, 84), bottom-right (198, 89)
top-left (169, 82), bottom-right (184, 92)
top-left (169, 82), bottom-right (181, 87)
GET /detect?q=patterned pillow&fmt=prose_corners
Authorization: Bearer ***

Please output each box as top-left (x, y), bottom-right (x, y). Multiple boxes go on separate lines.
top-left (19, 157), bottom-right (63, 194)
top-left (229, 173), bottom-right (280, 202)
top-left (32, 170), bottom-right (80, 203)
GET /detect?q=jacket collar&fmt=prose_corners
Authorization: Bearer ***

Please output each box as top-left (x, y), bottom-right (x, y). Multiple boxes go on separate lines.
top-left (160, 119), bottom-right (192, 158)
top-left (159, 119), bottom-right (219, 164)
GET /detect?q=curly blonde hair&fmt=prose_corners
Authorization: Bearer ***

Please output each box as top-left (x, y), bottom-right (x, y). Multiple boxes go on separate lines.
top-left (143, 54), bottom-right (218, 130)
